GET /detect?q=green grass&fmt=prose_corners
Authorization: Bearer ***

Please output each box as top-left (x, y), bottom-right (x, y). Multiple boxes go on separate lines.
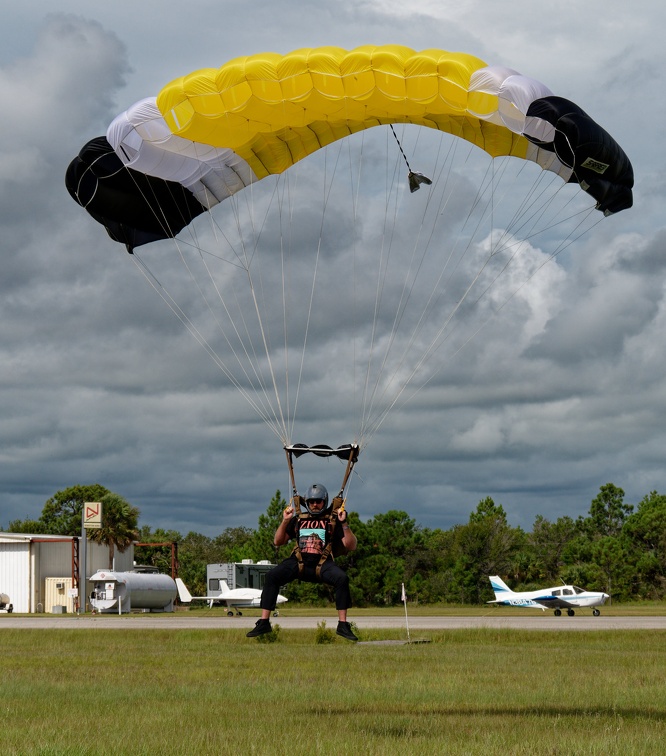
top-left (2, 627), bottom-right (665, 754)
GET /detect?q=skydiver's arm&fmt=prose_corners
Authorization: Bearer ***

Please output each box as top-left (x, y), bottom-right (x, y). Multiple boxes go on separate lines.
top-left (274, 505), bottom-right (294, 547)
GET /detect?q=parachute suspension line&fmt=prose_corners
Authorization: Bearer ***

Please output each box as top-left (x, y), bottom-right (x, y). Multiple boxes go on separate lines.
top-left (348, 130), bottom-right (366, 443)
top-left (358, 148), bottom-right (544, 442)
top-left (277, 99), bottom-right (296, 443)
top-left (114, 162), bottom-right (204, 260)
top-left (189, 173), bottom-right (294, 441)
top-left (385, 209), bottom-right (604, 422)
top-left (290, 139), bottom-right (349, 442)
top-left (470, 179), bottom-right (576, 311)
top-left (178, 164), bottom-right (324, 443)
top-left (488, 161), bottom-right (566, 257)
top-left (360, 129), bottom-right (457, 440)
top-left (226, 176), bottom-right (295, 444)
top-left (129, 252), bottom-right (285, 441)
top-left (116, 163), bottom-right (291, 438)
top-left (360, 136), bottom-right (479, 443)
top-left (357, 128), bottom-right (403, 442)
top-left (358, 128), bottom-right (424, 441)
top-left (364, 185), bottom-right (603, 442)
top-left (174, 232), bottom-right (288, 438)
top-left (243, 262), bottom-right (291, 443)
top-left (281, 159), bottom-right (311, 443)
top-left (335, 124), bottom-right (368, 447)
top-left (278, 173), bottom-right (293, 443)
top-left (469, 164), bottom-right (601, 316)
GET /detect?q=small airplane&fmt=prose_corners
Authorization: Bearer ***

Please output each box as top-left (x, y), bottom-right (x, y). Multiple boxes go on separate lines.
top-left (488, 576), bottom-right (609, 616)
top-left (176, 578), bottom-right (287, 616)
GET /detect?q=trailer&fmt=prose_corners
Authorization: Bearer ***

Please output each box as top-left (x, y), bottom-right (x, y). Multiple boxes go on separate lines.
top-left (206, 560), bottom-right (275, 595)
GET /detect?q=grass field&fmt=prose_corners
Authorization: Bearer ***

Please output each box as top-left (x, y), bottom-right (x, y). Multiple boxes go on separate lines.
top-left (2, 620), bottom-right (665, 754)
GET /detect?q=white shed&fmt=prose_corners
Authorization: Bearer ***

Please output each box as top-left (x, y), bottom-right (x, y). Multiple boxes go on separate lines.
top-left (0, 533), bottom-right (134, 613)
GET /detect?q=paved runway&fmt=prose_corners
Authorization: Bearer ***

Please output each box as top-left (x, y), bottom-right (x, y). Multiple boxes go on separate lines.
top-left (1, 614), bottom-right (665, 630)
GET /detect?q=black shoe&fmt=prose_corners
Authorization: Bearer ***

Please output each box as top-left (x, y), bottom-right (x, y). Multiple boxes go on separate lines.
top-left (336, 621), bottom-right (358, 642)
top-left (246, 619), bottom-right (272, 638)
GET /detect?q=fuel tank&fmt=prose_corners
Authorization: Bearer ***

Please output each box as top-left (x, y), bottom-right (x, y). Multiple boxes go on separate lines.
top-left (89, 570), bottom-right (177, 613)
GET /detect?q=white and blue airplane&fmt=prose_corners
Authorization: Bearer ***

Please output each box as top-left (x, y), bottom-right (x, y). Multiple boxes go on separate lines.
top-left (488, 576), bottom-right (609, 616)
top-left (176, 578), bottom-right (287, 616)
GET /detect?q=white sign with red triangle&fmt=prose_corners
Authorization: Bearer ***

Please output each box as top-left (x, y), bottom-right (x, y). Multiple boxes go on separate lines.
top-left (83, 501), bottom-right (102, 529)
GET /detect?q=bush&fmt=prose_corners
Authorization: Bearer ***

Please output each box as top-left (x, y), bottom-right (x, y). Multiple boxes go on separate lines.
top-left (314, 620), bottom-right (336, 644)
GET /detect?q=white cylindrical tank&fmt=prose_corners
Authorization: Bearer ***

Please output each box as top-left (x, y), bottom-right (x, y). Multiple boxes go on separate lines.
top-left (0, 592), bottom-right (11, 611)
top-left (89, 570), bottom-right (177, 613)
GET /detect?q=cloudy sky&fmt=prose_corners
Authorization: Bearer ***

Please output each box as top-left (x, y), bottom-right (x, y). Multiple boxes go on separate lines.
top-left (1, 1), bottom-right (664, 538)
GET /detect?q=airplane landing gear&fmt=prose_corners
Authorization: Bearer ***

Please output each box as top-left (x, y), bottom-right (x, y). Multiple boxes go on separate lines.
top-left (554, 609), bottom-right (561, 616)
top-left (593, 609), bottom-right (601, 616)
top-left (567, 608), bottom-right (575, 616)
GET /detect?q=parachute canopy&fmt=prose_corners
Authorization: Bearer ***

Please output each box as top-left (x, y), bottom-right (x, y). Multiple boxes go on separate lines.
top-left (67, 45), bottom-right (632, 251)
top-left (66, 46), bottom-right (634, 452)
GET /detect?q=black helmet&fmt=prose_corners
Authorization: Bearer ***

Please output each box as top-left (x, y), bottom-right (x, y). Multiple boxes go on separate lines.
top-left (304, 483), bottom-right (329, 514)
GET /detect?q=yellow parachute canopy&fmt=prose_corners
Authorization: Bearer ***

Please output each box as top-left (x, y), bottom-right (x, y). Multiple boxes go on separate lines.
top-left (156, 45), bottom-right (530, 179)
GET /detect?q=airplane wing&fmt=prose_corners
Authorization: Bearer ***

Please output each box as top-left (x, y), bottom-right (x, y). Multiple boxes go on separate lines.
top-left (533, 596), bottom-right (576, 609)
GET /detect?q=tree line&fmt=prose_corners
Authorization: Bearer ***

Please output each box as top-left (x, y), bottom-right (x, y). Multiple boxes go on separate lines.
top-left (6, 483), bottom-right (666, 605)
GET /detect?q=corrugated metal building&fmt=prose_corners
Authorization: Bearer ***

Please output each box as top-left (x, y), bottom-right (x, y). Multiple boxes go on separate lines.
top-left (0, 533), bottom-right (133, 613)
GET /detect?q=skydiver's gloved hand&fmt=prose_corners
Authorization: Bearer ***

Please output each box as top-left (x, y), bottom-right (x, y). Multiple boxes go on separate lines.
top-left (337, 508), bottom-right (347, 523)
top-left (282, 505), bottom-right (294, 521)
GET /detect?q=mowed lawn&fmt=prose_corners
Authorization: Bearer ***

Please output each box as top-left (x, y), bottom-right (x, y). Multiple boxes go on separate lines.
top-left (2, 626), bottom-right (665, 754)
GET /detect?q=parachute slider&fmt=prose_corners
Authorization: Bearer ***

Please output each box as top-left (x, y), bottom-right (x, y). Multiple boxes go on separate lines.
top-left (284, 443), bottom-right (359, 462)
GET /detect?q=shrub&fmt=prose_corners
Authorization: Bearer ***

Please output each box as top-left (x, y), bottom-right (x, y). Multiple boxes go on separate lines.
top-left (314, 620), bottom-right (335, 644)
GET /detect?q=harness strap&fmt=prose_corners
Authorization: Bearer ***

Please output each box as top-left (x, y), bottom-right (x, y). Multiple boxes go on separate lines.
top-left (291, 542), bottom-right (305, 575)
top-left (315, 512), bottom-right (339, 578)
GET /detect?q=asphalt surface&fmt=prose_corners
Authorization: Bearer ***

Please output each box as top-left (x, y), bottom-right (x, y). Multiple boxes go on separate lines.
top-left (1, 614), bottom-right (665, 630)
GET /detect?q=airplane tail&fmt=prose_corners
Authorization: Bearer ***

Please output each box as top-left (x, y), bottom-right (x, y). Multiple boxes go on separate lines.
top-left (220, 580), bottom-right (230, 593)
top-left (489, 575), bottom-right (513, 600)
top-left (175, 578), bottom-right (193, 603)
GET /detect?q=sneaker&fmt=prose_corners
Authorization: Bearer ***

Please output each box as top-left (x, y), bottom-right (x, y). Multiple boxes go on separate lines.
top-left (246, 619), bottom-right (272, 638)
top-left (336, 621), bottom-right (358, 642)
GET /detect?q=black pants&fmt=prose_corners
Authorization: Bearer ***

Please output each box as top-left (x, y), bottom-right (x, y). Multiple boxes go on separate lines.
top-left (260, 555), bottom-right (352, 611)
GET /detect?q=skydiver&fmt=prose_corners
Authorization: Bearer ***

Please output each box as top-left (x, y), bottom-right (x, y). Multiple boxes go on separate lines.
top-left (246, 483), bottom-right (358, 641)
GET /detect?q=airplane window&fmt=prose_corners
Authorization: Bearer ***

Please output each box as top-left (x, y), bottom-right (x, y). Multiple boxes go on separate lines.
top-left (563, 588), bottom-right (573, 595)
top-left (553, 589), bottom-right (561, 596)
top-left (573, 586), bottom-right (584, 594)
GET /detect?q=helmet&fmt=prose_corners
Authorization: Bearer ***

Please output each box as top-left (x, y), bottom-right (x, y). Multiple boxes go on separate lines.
top-left (304, 483), bottom-right (329, 513)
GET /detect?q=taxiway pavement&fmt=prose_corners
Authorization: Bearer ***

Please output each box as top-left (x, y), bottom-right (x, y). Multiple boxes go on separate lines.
top-left (1, 614), bottom-right (664, 630)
